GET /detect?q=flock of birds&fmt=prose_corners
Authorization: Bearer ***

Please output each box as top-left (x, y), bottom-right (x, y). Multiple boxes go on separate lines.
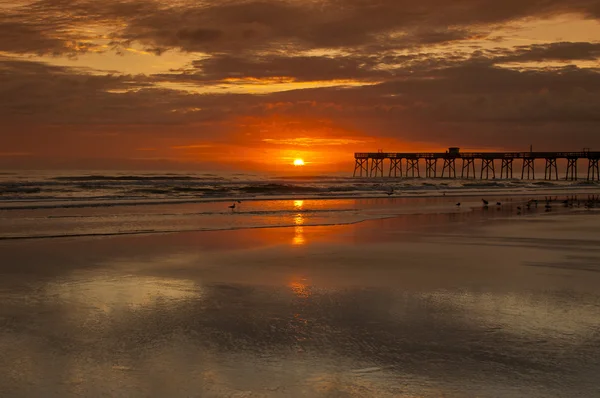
top-left (225, 192), bottom-right (600, 214)
top-left (455, 195), bottom-right (600, 213)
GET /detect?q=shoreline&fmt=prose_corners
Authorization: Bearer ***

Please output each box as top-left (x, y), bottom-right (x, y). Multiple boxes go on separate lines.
top-left (2, 186), bottom-right (600, 210)
top-left (2, 202), bottom-right (596, 242)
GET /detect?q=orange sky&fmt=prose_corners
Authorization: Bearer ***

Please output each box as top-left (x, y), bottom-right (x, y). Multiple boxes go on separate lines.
top-left (1, 1), bottom-right (600, 172)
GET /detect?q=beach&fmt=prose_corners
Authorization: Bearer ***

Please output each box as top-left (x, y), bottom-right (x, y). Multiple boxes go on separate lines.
top-left (2, 195), bottom-right (600, 397)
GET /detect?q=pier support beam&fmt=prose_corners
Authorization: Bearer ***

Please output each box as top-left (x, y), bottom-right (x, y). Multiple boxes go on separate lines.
top-left (522, 158), bottom-right (535, 180)
top-left (406, 158), bottom-right (420, 177)
top-left (461, 159), bottom-right (476, 179)
top-left (370, 158), bottom-right (384, 178)
top-left (481, 159), bottom-right (496, 179)
top-left (589, 158), bottom-right (600, 181)
top-left (389, 158), bottom-right (403, 178)
top-left (353, 158), bottom-right (368, 177)
top-left (566, 158), bottom-right (578, 181)
top-left (544, 158), bottom-right (558, 181)
top-left (500, 159), bottom-right (513, 179)
top-left (425, 159), bottom-right (437, 178)
top-left (442, 158), bottom-right (456, 178)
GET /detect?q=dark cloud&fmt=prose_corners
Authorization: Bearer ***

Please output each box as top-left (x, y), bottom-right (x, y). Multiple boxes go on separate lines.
top-left (3, 0), bottom-right (600, 55)
top-left (158, 54), bottom-right (392, 83)
top-left (119, 0), bottom-right (600, 53)
top-left (0, 21), bottom-right (72, 55)
top-left (493, 42), bottom-right (600, 63)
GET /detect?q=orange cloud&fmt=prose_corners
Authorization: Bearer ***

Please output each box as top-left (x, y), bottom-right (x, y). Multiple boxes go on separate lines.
top-left (262, 138), bottom-right (366, 146)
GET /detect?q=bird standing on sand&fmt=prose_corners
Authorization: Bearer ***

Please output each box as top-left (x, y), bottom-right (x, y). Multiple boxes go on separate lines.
top-left (228, 203), bottom-right (236, 211)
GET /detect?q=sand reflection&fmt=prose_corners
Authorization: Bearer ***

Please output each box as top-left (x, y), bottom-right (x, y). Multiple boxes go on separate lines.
top-left (44, 272), bottom-right (201, 315)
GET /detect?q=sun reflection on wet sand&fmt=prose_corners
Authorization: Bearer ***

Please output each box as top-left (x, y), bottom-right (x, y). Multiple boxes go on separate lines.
top-left (289, 278), bottom-right (311, 299)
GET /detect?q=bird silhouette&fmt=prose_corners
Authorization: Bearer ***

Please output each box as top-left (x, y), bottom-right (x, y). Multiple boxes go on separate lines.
top-left (228, 203), bottom-right (236, 211)
top-left (482, 199), bottom-right (489, 206)
top-left (456, 202), bottom-right (461, 207)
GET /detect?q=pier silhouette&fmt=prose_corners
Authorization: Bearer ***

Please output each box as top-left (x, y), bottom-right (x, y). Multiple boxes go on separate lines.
top-left (353, 148), bottom-right (600, 181)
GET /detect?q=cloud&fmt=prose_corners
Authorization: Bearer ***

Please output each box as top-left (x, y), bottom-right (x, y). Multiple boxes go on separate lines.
top-left (262, 138), bottom-right (366, 146)
top-left (0, 152), bottom-right (32, 157)
top-left (182, 54), bottom-right (390, 83)
top-left (3, 0), bottom-right (599, 56)
top-left (492, 42), bottom-right (600, 63)
top-left (170, 144), bottom-right (214, 149)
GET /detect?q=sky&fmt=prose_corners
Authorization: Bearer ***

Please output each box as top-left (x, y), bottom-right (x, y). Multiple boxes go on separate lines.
top-left (1, 0), bottom-right (599, 172)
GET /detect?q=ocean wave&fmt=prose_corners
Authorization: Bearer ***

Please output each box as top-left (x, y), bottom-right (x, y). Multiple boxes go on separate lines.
top-left (40, 208), bottom-right (358, 219)
top-left (53, 175), bottom-right (216, 181)
top-left (0, 186), bottom-right (42, 194)
top-left (239, 183), bottom-right (324, 194)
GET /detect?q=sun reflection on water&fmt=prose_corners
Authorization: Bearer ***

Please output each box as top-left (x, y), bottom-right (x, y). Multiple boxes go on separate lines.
top-left (293, 207), bottom-right (306, 245)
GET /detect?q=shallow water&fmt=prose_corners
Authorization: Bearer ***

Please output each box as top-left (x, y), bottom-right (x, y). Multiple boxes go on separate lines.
top-left (2, 194), bottom-right (597, 240)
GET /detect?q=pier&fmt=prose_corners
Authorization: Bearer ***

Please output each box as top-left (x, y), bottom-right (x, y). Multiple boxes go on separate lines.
top-left (353, 148), bottom-right (600, 181)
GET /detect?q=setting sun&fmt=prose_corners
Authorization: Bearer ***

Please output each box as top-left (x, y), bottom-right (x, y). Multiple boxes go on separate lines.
top-left (293, 158), bottom-right (305, 166)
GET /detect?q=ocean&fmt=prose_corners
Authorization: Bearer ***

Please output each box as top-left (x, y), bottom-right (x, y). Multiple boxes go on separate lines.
top-left (1, 170), bottom-right (600, 240)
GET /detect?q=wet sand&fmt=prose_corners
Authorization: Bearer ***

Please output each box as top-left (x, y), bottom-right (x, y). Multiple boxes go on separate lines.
top-left (1, 209), bottom-right (600, 397)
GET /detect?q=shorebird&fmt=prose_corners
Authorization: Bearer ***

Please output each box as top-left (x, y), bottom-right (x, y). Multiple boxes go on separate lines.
top-left (482, 199), bottom-right (489, 206)
top-left (228, 203), bottom-right (236, 211)
top-left (456, 202), bottom-right (461, 207)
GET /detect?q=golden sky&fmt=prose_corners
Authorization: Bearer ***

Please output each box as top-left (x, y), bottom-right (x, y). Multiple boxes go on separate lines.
top-left (1, 0), bottom-right (599, 171)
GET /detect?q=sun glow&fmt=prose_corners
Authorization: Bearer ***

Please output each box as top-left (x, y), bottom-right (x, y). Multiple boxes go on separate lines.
top-left (293, 158), bottom-right (305, 166)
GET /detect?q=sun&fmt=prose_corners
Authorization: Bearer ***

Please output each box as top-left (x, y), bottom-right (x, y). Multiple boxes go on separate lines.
top-left (293, 158), bottom-right (305, 166)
